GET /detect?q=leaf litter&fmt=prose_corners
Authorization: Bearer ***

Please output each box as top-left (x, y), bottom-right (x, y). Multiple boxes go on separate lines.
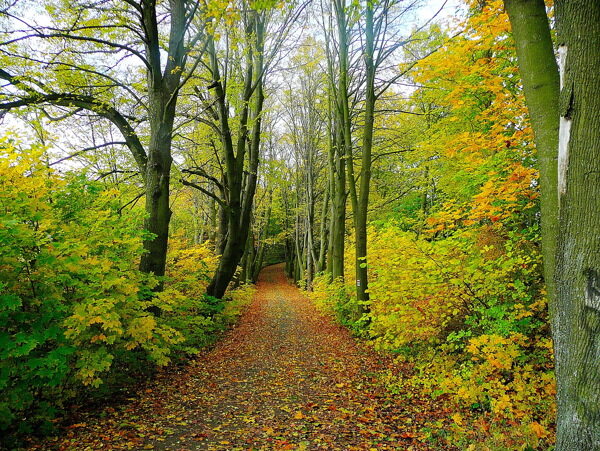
top-left (29, 264), bottom-right (453, 450)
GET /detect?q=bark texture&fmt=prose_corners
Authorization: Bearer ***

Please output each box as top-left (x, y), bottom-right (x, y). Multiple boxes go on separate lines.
top-left (205, 14), bottom-right (266, 299)
top-left (553, 1), bottom-right (600, 448)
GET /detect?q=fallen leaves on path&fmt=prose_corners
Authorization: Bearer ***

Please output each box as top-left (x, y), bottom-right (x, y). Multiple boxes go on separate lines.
top-left (29, 264), bottom-right (454, 450)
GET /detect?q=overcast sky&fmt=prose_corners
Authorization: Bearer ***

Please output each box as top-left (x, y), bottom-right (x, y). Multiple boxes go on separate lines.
top-left (419, 0), bottom-right (463, 24)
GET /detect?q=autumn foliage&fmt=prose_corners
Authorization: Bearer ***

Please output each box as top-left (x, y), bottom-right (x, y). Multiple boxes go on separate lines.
top-left (0, 138), bottom-right (252, 443)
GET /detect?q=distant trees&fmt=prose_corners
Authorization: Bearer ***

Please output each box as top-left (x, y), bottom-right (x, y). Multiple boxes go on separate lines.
top-left (322, 0), bottom-right (424, 315)
top-left (506, 0), bottom-right (600, 447)
top-left (0, 0), bottom-right (303, 299)
top-left (280, 39), bottom-right (327, 286)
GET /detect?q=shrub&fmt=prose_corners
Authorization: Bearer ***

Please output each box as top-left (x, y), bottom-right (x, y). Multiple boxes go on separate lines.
top-left (312, 220), bottom-right (554, 449)
top-left (0, 141), bottom-right (182, 438)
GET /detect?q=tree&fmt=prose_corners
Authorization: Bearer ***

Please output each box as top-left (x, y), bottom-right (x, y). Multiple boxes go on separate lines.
top-left (506, 0), bottom-right (600, 447)
top-left (320, 0), bottom-right (349, 281)
top-left (327, 0), bottom-right (426, 314)
top-left (504, 0), bottom-right (559, 312)
top-left (281, 37), bottom-right (328, 288)
top-left (202, 8), bottom-right (266, 299)
top-left (0, 0), bottom-right (205, 282)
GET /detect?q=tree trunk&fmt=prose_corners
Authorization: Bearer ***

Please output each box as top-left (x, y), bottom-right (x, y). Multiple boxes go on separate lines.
top-left (505, 0), bottom-right (559, 309)
top-left (139, 0), bottom-right (187, 279)
top-left (552, 1), bottom-right (600, 447)
top-left (353, 2), bottom-right (375, 313)
top-left (331, 127), bottom-right (346, 280)
top-left (139, 112), bottom-right (173, 280)
top-left (317, 182), bottom-right (330, 273)
top-left (205, 14), bottom-right (266, 299)
top-left (326, 113), bottom-right (337, 277)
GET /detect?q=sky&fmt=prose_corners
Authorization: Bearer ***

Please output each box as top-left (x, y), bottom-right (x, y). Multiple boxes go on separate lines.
top-left (418, 0), bottom-right (464, 25)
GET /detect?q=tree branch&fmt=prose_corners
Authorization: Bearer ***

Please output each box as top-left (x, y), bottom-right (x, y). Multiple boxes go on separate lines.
top-left (180, 178), bottom-right (227, 209)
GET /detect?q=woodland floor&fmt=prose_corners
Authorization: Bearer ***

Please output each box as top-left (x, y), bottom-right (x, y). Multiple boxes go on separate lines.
top-left (30, 264), bottom-right (453, 450)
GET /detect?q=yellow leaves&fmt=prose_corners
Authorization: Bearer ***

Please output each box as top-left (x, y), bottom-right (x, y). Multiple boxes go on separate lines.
top-left (493, 394), bottom-right (512, 413)
top-left (90, 334), bottom-right (107, 343)
top-left (433, 329), bottom-right (556, 446)
top-left (451, 413), bottom-right (464, 427)
top-left (165, 236), bottom-right (218, 299)
top-left (530, 421), bottom-right (549, 439)
top-left (467, 163), bottom-right (538, 224)
top-left (513, 303), bottom-right (534, 319)
top-left (424, 203), bottom-right (465, 234)
top-left (467, 334), bottom-right (520, 370)
top-left (293, 411), bottom-right (305, 420)
top-left (127, 315), bottom-right (158, 346)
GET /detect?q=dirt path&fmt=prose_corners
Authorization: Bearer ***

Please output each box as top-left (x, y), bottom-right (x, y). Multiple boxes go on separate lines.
top-left (35, 264), bottom-right (449, 450)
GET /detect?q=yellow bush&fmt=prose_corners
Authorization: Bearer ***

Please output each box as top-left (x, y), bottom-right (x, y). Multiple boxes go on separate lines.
top-left (320, 222), bottom-right (555, 448)
top-left (165, 236), bottom-right (219, 298)
top-left (224, 284), bottom-right (256, 319)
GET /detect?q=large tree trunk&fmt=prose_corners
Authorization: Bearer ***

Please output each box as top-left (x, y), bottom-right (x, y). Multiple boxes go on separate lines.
top-left (205, 14), bottom-right (265, 299)
top-left (509, 0), bottom-right (600, 446)
top-left (138, 0), bottom-right (187, 280)
top-left (505, 0), bottom-right (559, 308)
top-left (325, 113), bottom-right (337, 277)
top-left (552, 1), bottom-right (600, 447)
top-left (305, 154), bottom-right (316, 289)
top-left (139, 92), bottom-right (175, 279)
top-left (331, 128), bottom-right (346, 280)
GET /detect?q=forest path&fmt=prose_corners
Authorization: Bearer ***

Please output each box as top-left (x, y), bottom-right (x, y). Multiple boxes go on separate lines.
top-left (35, 264), bottom-right (448, 450)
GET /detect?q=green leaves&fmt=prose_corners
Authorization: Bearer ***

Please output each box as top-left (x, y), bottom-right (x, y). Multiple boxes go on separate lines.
top-left (0, 141), bottom-right (162, 437)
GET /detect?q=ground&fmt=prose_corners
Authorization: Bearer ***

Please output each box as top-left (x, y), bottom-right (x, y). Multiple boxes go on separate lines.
top-left (31, 264), bottom-right (452, 450)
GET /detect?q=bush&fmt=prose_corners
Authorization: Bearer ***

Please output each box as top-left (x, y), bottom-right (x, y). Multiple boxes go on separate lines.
top-left (0, 140), bottom-right (254, 443)
top-left (309, 274), bottom-right (361, 333)
top-left (0, 141), bottom-right (182, 438)
top-left (160, 238), bottom-right (255, 354)
top-left (311, 220), bottom-right (554, 449)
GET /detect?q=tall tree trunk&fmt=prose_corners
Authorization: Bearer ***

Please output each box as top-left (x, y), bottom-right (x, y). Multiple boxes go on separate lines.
top-left (205, 15), bottom-right (266, 299)
top-left (353, 1), bottom-right (375, 312)
top-left (331, 127), bottom-right (346, 280)
top-left (217, 200), bottom-right (228, 255)
top-left (306, 216), bottom-right (314, 289)
top-left (326, 111), bottom-right (337, 277)
top-left (139, 99), bottom-right (174, 279)
top-left (306, 151), bottom-right (316, 288)
top-left (209, 192), bottom-right (218, 246)
top-left (509, 0), bottom-right (600, 446)
top-left (505, 0), bottom-right (559, 309)
top-left (139, 0), bottom-right (187, 280)
top-left (552, 2), bottom-right (600, 447)
top-left (317, 182), bottom-right (330, 272)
